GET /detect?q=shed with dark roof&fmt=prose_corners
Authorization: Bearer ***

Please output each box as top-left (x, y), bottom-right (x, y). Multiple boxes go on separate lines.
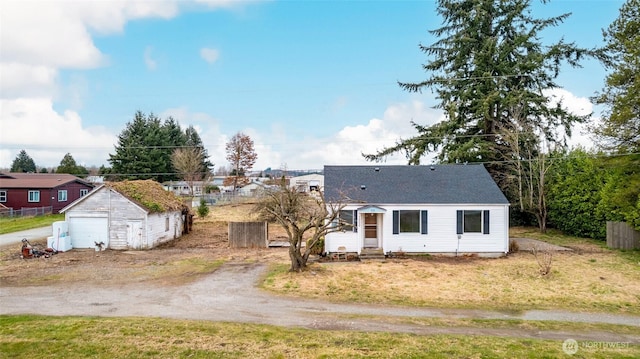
top-left (324, 165), bottom-right (510, 257)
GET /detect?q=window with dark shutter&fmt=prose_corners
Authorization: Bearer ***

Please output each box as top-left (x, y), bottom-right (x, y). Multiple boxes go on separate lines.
top-left (421, 210), bottom-right (428, 234)
top-left (483, 210), bottom-right (490, 234)
top-left (353, 210), bottom-right (358, 232)
top-left (393, 210), bottom-right (399, 234)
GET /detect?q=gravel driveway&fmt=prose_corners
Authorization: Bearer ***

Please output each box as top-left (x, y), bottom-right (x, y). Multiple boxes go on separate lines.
top-left (0, 226), bottom-right (51, 247)
top-left (1, 261), bottom-right (639, 343)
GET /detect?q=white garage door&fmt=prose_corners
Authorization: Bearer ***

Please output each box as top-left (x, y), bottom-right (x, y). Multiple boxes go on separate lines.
top-left (68, 217), bottom-right (108, 248)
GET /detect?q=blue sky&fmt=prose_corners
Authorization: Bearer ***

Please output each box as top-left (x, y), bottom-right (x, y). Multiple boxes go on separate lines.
top-left (0, 0), bottom-right (625, 172)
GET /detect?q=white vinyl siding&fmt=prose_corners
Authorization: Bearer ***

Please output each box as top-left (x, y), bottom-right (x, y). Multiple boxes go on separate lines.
top-left (325, 204), bottom-right (508, 255)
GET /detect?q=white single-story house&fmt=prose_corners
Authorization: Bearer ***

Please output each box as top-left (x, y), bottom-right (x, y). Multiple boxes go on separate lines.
top-left (289, 173), bottom-right (324, 193)
top-left (237, 181), bottom-right (271, 197)
top-left (163, 180), bottom-right (205, 196)
top-left (60, 180), bottom-right (189, 250)
top-left (324, 165), bottom-right (510, 257)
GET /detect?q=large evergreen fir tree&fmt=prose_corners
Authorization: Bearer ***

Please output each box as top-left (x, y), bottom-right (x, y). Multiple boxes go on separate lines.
top-left (364, 0), bottom-right (593, 189)
top-left (10, 150), bottom-right (37, 173)
top-left (108, 111), bottom-right (212, 183)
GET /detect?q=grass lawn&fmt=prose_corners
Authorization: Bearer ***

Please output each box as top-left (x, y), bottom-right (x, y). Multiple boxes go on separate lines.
top-left (1, 315), bottom-right (637, 358)
top-left (0, 214), bottom-right (64, 234)
top-left (263, 231), bottom-right (640, 315)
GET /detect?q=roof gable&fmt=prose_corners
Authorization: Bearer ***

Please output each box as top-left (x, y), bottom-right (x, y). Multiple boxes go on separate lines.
top-left (324, 165), bottom-right (509, 205)
top-left (109, 180), bottom-right (187, 213)
top-left (61, 180), bottom-right (187, 213)
top-left (0, 173), bottom-right (92, 189)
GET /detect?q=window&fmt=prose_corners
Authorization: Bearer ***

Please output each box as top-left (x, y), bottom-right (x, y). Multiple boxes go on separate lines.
top-left (80, 189), bottom-right (89, 197)
top-left (457, 210), bottom-right (490, 234)
top-left (400, 210), bottom-right (420, 233)
top-left (28, 190), bottom-right (40, 203)
top-left (58, 190), bottom-right (68, 202)
top-left (393, 210), bottom-right (428, 235)
top-left (0, 190), bottom-right (6, 202)
top-left (165, 217), bottom-right (170, 231)
top-left (337, 210), bottom-right (357, 232)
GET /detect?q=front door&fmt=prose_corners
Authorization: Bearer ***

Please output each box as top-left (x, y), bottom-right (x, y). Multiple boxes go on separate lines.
top-left (363, 213), bottom-right (378, 248)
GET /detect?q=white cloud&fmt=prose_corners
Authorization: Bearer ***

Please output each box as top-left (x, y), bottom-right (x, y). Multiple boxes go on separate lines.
top-left (161, 107), bottom-right (228, 170)
top-left (0, 63), bottom-right (58, 98)
top-left (543, 88), bottom-right (595, 149)
top-left (200, 48), bottom-right (220, 64)
top-left (0, 98), bottom-right (117, 168)
top-left (144, 46), bottom-right (158, 71)
top-left (261, 100), bottom-right (444, 170)
top-left (2, 2), bottom-right (104, 69)
top-left (156, 102), bottom-right (431, 173)
top-left (0, 1), bottom-right (235, 169)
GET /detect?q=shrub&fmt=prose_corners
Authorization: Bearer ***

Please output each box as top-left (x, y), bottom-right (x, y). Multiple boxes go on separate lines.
top-left (307, 237), bottom-right (324, 255)
top-left (509, 239), bottom-right (520, 253)
top-left (197, 199), bottom-right (210, 218)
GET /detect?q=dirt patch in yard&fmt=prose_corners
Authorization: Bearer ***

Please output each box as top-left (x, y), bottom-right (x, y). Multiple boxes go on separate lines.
top-left (0, 203), bottom-right (290, 287)
top-left (511, 237), bottom-right (572, 252)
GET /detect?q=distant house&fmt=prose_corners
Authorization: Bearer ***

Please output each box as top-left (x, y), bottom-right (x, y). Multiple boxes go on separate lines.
top-left (237, 181), bottom-right (270, 197)
top-left (323, 165), bottom-right (510, 257)
top-left (60, 180), bottom-right (189, 250)
top-left (0, 173), bottom-right (94, 213)
top-left (164, 180), bottom-right (206, 196)
top-left (289, 174), bottom-right (324, 193)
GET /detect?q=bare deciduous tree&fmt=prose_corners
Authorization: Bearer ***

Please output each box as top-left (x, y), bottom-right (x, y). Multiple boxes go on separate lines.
top-left (225, 132), bottom-right (257, 191)
top-left (498, 104), bottom-right (554, 232)
top-left (171, 147), bottom-right (205, 196)
top-left (255, 185), bottom-right (346, 272)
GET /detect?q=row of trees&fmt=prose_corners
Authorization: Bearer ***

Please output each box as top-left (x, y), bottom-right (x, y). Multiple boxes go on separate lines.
top-left (10, 150), bottom-right (90, 176)
top-left (8, 111), bottom-right (259, 196)
top-left (547, 149), bottom-right (639, 238)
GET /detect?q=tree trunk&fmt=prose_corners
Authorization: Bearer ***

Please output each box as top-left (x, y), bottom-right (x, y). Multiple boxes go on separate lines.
top-left (288, 245), bottom-right (307, 272)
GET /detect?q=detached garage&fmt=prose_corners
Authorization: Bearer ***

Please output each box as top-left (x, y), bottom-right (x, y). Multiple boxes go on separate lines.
top-left (61, 180), bottom-right (190, 250)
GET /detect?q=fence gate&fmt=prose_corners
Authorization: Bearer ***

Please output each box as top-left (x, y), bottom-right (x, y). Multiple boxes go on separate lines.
top-left (228, 222), bottom-right (268, 248)
top-left (607, 221), bottom-right (640, 250)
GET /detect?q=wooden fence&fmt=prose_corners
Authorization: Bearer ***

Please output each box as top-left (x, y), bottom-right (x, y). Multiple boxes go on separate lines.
top-left (228, 222), bottom-right (268, 248)
top-left (606, 221), bottom-right (640, 250)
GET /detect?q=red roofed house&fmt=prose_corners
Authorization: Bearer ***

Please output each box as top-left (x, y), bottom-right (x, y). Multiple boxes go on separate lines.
top-left (0, 173), bottom-right (94, 214)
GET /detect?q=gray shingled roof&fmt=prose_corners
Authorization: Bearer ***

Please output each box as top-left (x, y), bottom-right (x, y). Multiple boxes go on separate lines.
top-left (324, 165), bottom-right (509, 205)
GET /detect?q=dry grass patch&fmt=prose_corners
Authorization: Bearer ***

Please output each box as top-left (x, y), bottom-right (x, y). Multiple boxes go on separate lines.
top-left (264, 250), bottom-right (640, 314)
top-left (201, 200), bottom-right (261, 223)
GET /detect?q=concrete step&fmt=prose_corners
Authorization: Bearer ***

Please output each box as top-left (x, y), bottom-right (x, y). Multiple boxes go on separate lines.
top-left (359, 248), bottom-right (385, 260)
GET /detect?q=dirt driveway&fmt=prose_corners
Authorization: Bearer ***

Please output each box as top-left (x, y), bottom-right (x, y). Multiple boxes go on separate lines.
top-left (2, 259), bottom-right (640, 344)
top-left (1, 218), bottom-right (639, 343)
